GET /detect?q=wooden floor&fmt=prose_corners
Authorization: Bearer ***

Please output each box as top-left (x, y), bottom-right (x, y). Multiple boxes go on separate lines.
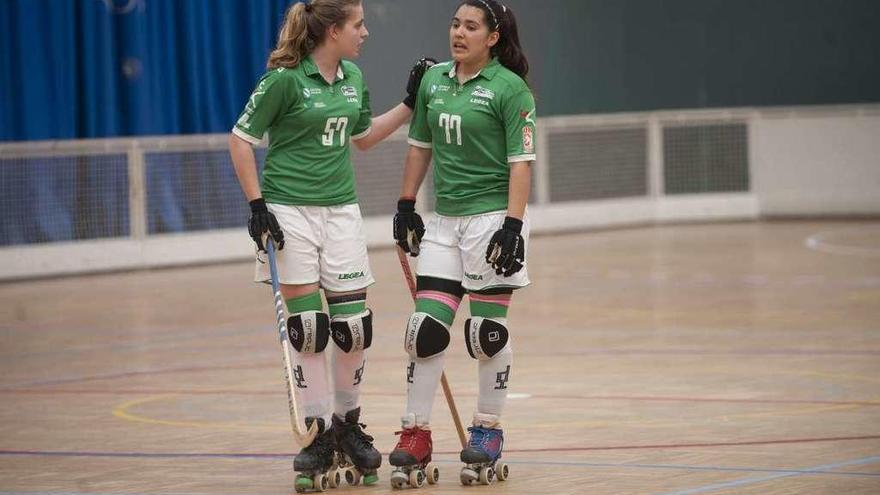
top-left (1, 220), bottom-right (879, 495)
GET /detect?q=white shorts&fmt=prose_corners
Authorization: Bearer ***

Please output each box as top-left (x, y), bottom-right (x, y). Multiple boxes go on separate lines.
top-left (416, 210), bottom-right (531, 292)
top-left (254, 203), bottom-right (375, 292)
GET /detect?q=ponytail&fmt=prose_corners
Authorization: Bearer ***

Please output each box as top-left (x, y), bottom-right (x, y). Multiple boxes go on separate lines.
top-left (462, 0), bottom-right (529, 81)
top-left (267, 0), bottom-right (361, 70)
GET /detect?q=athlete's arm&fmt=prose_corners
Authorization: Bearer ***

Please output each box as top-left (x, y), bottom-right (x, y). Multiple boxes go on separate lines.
top-left (393, 145), bottom-right (433, 256)
top-left (506, 161), bottom-right (531, 220)
top-left (351, 103), bottom-right (412, 151)
top-left (229, 133), bottom-right (263, 201)
top-left (400, 145), bottom-right (432, 199)
top-left (229, 133), bottom-right (284, 251)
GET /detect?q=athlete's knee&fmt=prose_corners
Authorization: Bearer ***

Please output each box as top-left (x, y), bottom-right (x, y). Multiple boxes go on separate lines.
top-left (464, 317), bottom-right (511, 360)
top-left (330, 308), bottom-right (373, 352)
top-left (287, 311), bottom-right (330, 353)
top-left (404, 312), bottom-right (450, 359)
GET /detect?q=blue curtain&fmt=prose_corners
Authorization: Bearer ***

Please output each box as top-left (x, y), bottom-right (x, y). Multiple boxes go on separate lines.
top-left (0, 0), bottom-right (294, 246)
top-left (0, 0), bottom-right (294, 141)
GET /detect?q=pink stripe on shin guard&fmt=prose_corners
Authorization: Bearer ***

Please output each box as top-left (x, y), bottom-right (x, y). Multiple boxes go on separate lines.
top-left (416, 290), bottom-right (462, 312)
top-left (468, 293), bottom-right (511, 307)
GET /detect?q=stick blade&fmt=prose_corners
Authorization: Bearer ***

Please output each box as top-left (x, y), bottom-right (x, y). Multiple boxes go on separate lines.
top-left (292, 419), bottom-right (320, 448)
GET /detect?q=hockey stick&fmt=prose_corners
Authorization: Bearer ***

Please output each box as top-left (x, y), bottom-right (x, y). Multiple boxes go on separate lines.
top-left (396, 245), bottom-right (468, 449)
top-left (266, 239), bottom-right (319, 448)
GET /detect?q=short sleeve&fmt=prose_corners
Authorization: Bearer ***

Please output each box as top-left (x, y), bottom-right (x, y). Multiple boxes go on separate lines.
top-left (351, 81), bottom-right (372, 140)
top-left (407, 72), bottom-right (433, 149)
top-left (233, 70), bottom-right (292, 145)
top-left (501, 88), bottom-right (536, 163)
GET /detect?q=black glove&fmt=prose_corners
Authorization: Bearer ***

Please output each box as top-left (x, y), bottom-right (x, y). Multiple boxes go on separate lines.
top-left (403, 57), bottom-right (437, 109)
top-left (248, 198), bottom-right (284, 252)
top-left (393, 198), bottom-right (425, 256)
top-left (486, 216), bottom-right (525, 277)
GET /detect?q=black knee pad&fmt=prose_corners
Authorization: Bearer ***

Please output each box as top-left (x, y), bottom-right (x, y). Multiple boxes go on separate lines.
top-left (287, 311), bottom-right (330, 353)
top-left (330, 308), bottom-right (373, 353)
top-left (404, 312), bottom-right (450, 359)
top-left (464, 317), bottom-right (510, 360)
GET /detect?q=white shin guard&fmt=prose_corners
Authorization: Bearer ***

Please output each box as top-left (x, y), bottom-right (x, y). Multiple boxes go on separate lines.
top-left (405, 353), bottom-right (446, 426)
top-left (293, 351), bottom-right (332, 421)
top-left (477, 346), bottom-right (512, 416)
top-left (332, 348), bottom-right (366, 415)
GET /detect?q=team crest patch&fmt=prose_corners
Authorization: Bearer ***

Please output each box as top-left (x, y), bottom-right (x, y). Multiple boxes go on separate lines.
top-left (522, 126), bottom-right (534, 153)
top-left (341, 85), bottom-right (357, 97)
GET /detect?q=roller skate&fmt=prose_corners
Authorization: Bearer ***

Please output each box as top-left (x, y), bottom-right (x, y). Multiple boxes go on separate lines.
top-left (331, 407), bottom-right (381, 486)
top-left (293, 417), bottom-right (339, 493)
top-left (388, 413), bottom-right (439, 489)
top-left (459, 418), bottom-right (508, 486)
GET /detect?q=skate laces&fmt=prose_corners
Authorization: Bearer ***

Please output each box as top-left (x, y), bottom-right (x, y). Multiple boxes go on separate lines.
top-left (394, 427), bottom-right (422, 450)
top-left (344, 421), bottom-right (375, 449)
top-left (467, 426), bottom-right (497, 450)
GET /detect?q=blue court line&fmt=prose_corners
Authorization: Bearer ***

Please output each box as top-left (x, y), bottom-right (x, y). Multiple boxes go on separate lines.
top-left (2, 450), bottom-right (878, 478)
top-left (654, 455), bottom-right (880, 495)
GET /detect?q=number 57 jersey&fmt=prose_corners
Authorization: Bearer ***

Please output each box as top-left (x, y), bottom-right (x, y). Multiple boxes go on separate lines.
top-left (233, 56), bottom-right (372, 207)
top-left (407, 58), bottom-right (536, 217)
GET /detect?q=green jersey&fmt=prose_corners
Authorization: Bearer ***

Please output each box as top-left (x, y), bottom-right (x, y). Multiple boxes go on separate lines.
top-left (233, 56), bottom-right (372, 206)
top-left (408, 57), bottom-right (536, 216)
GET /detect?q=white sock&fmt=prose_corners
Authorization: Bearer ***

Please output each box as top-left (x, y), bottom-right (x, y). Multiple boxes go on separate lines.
top-left (333, 348), bottom-right (366, 416)
top-left (405, 353), bottom-right (446, 425)
top-left (477, 346), bottom-right (512, 417)
top-left (293, 351), bottom-right (331, 424)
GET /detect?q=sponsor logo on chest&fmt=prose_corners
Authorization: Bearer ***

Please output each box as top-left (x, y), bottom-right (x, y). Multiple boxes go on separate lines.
top-left (469, 85), bottom-right (495, 107)
top-left (303, 87), bottom-right (323, 98)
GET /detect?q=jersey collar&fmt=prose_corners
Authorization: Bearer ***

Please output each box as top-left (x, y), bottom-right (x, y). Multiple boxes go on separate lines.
top-left (447, 57), bottom-right (501, 82)
top-left (302, 55), bottom-right (346, 83)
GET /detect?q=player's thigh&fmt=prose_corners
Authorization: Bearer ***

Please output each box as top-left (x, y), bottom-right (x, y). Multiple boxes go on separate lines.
top-left (416, 214), bottom-right (464, 282)
top-left (320, 204), bottom-right (374, 292)
top-left (459, 211), bottom-right (531, 291)
top-left (254, 204), bottom-right (321, 285)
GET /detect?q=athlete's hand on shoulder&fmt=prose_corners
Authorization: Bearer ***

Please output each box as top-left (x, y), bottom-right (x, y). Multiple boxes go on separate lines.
top-left (393, 198), bottom-right (425, 256)
top-left (248, 198), bottom-right (284, 252)
top-left (403, 57), bottom-right (437, 109)
top-left (486, 216), bottom-right (525, 277)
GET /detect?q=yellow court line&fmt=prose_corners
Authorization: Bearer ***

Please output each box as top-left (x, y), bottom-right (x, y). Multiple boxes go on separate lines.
top-left (112, 394), bottom-right (286, 431)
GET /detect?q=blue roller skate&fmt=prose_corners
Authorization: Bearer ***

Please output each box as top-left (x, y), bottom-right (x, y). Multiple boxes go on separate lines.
top-left (459, 424), bottom-right (509, 485)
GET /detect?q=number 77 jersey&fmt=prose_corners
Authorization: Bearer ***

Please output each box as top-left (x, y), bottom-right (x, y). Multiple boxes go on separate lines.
top-left (233, 56), bottom-right (372, 207)
top-left (407, 57), bottom-right (536, 217)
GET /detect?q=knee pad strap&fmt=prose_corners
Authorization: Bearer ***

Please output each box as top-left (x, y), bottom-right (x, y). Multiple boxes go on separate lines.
top-left (464, 317), bottom-right (510, 360)
top-left (404, 312), bottom-right (450, 359)
top-left (287, 311), bottom-right (330, 353)
top-left (330, 308), bottom-right (373, 352)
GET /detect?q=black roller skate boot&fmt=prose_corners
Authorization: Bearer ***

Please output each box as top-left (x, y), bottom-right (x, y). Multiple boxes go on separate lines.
top-left (293, 417), bottom-right (338, 492)
top-left (332, 407), bottom-right (381, 486)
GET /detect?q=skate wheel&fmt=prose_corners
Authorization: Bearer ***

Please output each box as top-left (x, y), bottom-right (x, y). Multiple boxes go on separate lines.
top-left (426, 462), bottom-right (440, 484)
top-left (313, 473), bottom-right (328, 492)
top-left (390, 469), bottom-right (408, 489)
top-left (344, 467), bottom-right (362, 485)
top-left (460, 467), bottom-right (478, 486)
top-left (496, 462), bottom-right (509, 481)
top-left (327, 469), bottom-right (340, 489)
top-left (294, 474), bottom-right (312, 493)
top-left (409, 468), bottom-right (426, 488)
top-left (362, 470), bottom-right (378, 486)
top-left (479, 466), bottom-right (494, 485)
